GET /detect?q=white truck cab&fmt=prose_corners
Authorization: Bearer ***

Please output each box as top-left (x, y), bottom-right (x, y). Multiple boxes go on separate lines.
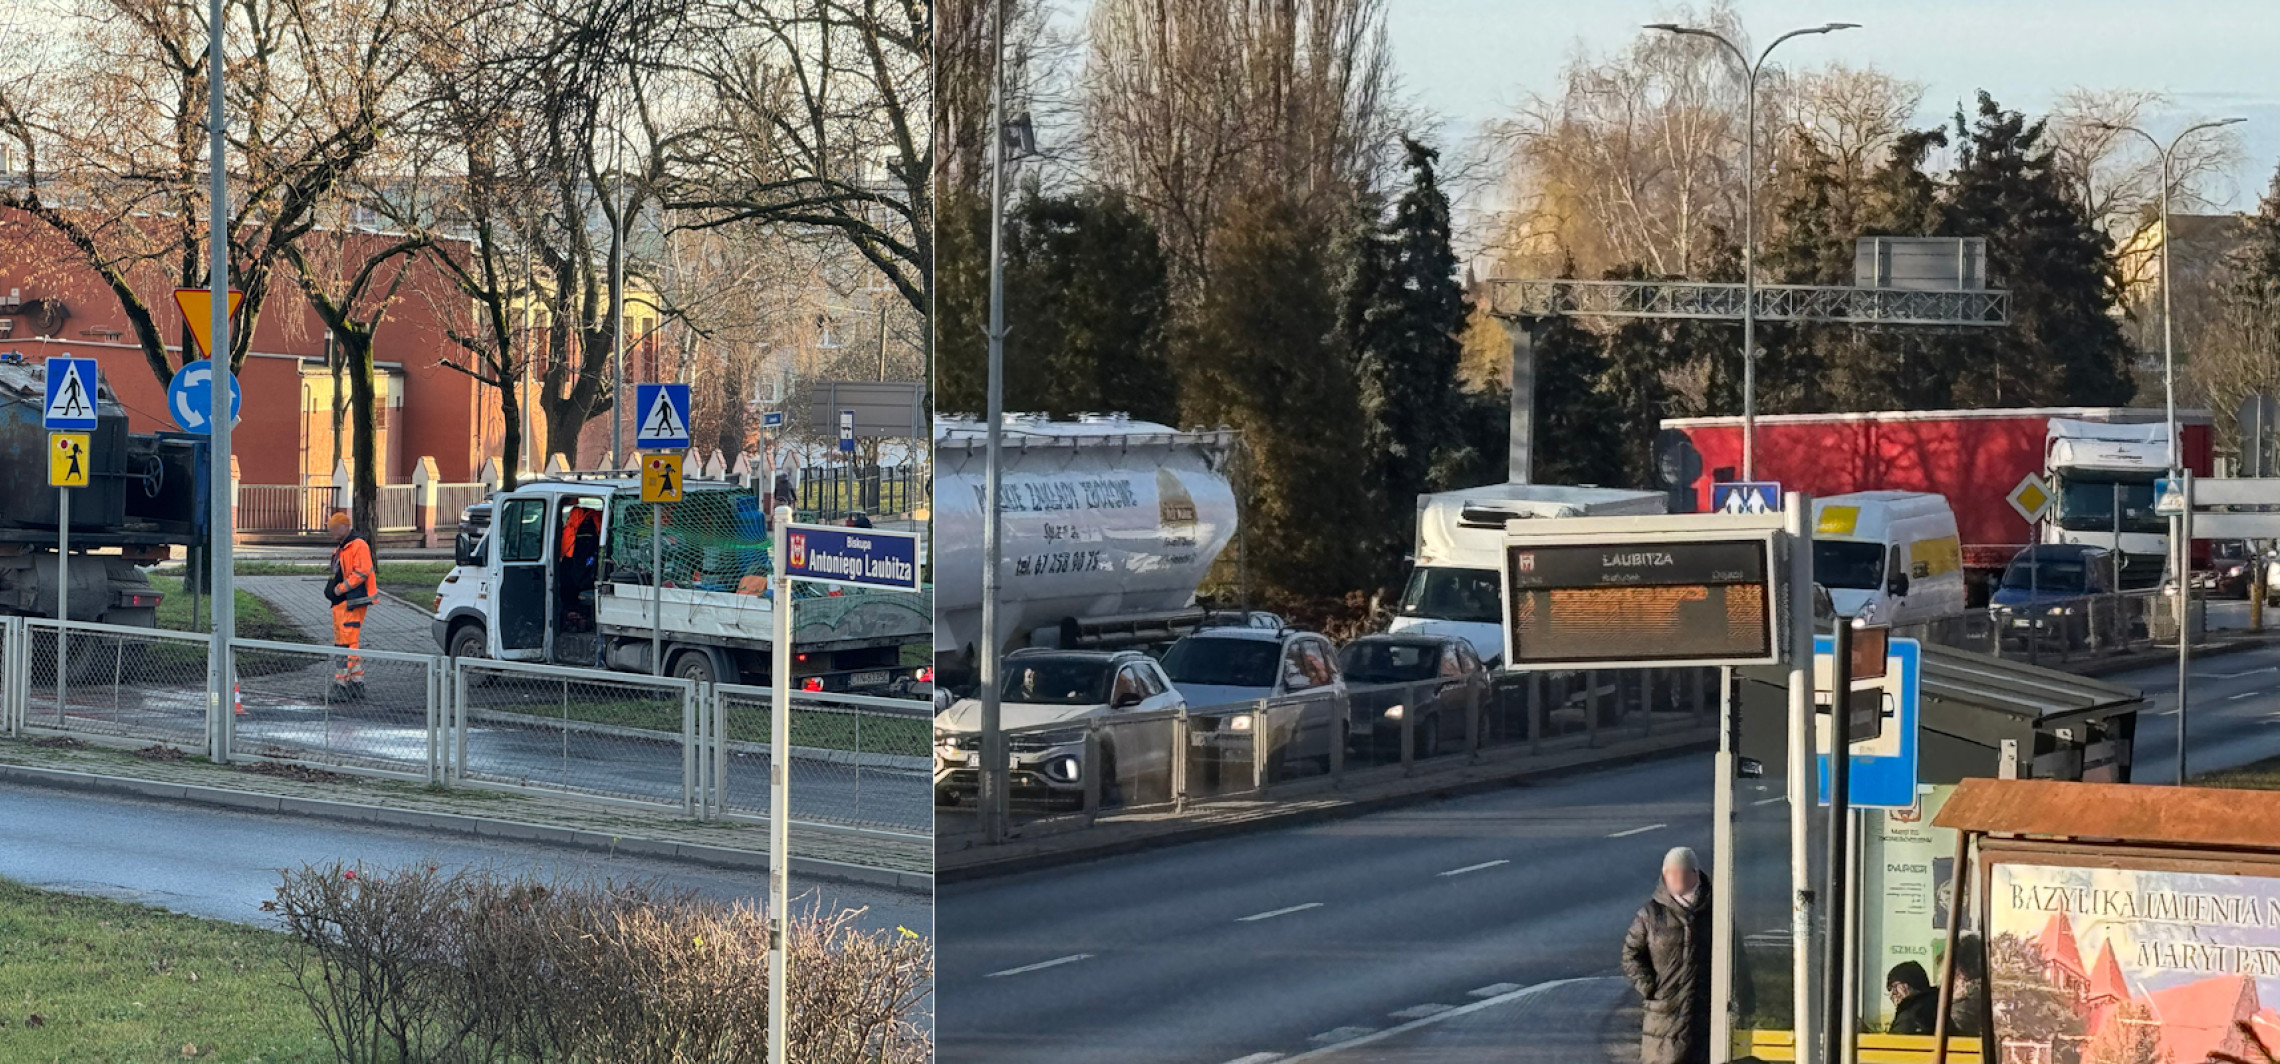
top-left (431, 477), bottom-right (930, 693)
top-left (1392, 483), bottom-right (1667, 664)
top-left (1810, 491), bottom-right (1967, 626)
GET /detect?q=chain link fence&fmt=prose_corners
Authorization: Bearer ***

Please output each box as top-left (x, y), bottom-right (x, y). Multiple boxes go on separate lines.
top-left (19, 618), bottom-right (213, 749)
top-left (231, 637), bottom-right (444, 781)
top-left (714, 684), bottom-right (930, 837)
top-left (451, 657), bottom-right (699, 813)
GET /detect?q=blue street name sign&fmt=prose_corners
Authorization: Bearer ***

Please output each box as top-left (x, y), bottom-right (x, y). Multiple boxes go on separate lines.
top-left (784, 523), bottom-right (921, 592)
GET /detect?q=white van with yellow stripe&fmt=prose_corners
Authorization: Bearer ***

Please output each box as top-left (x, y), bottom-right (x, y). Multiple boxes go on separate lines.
top-left (1812, 491), bottom-right (1968, 625)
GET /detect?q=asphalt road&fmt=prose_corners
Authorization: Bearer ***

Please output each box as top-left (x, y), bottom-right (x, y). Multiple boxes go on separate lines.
top-left (0, 780), bottom-right (931, 937)
top-left (937, 644), bottom-right (2280, 1064)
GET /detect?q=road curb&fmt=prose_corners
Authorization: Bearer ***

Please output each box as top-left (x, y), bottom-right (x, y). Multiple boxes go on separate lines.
top-left (0, 761), bottom-right (931, 894)
top-left (936, 728), bottom-right (1716, 884)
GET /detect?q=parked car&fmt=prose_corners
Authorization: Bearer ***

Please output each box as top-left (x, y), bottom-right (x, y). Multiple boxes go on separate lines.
top-left (1337, 633), bottom-right (1489, 760)
top-left (932, 648), bottom-right (1184, 809)
top-left (1160, 626), bottom-right (1347, 778)
top-left (1990, 544), bottom-right (2126, 651)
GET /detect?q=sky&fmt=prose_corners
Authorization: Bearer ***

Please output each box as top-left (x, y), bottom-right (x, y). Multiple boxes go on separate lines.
top-left (1384, 0), bottom-right (2280, 212)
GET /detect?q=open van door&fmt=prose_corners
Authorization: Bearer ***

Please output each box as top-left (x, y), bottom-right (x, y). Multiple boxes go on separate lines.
top-left (489, 493), bottom-right (554, 661)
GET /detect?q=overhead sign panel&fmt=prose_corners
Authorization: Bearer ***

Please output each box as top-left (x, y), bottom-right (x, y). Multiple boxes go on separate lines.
top-left (808, 380), bottom-right (923, 439)
top-left (785, 523), bottom-right (921, 592)
top-left (634, 383), bottom-right (691, 450)
top-left (42, 357), bottom-right (99, 430)
top-left (1501, 528), bottom-right (1785, 669)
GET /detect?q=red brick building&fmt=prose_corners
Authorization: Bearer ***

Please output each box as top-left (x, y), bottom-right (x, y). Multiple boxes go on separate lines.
top-left (0, 214), bottom-right (628, 486)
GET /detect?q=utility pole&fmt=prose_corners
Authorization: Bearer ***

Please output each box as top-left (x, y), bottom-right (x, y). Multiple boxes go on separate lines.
top-left (978, 0), bottom-right (1011, 843)
top-left (205, 0), bottom-right (236, 765)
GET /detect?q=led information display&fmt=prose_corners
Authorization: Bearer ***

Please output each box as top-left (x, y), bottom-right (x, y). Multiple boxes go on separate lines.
top-left (1503, 538), bottom-right (1777, 666)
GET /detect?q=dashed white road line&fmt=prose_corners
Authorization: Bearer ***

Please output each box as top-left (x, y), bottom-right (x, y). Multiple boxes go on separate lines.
top-left (1278, 979), bottom-right (1591, 1062)
top-left (2230, 690), bottom-right (2260, 701)
top-left (1437, 859), bottom-right (1509, 877)
top-left (1389, 1003), bottom-right (1453, 1020)
top-left (1309, 1027), bottom-right (1378, 1045)
top-left (1609, 823), bottom-right (1668, 838)
top-left (1220, 1054), bottom-right (1287, 1064)
top-left (986, 954), bottom-right (1092, 978)
top-left (2210, 667), bottom-right (2279, 679)
top-left (1239, 902), bottom-right (1324, 923)
top-left (1753, 796), bottom-right (1787, 806)
top-left (1469, 982), bottom-right (1523, 998)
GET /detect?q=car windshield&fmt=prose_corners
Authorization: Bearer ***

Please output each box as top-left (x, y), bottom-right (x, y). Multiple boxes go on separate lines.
top-left (1339, 642), bottom-right (1440, 683)
top-left (1398, 567), bottom-right (1502, 624)
top-left (2053, 476), bottom-right (2164, 534)
top-left (1813, 541), bottom-right (1885, 590)
top-left (1161, 637), bottom-right (1281, 688)
top-left (2002, 558), bottom-right (2089, 593)
top-left (1000, 660), bottom-right (1114, 706)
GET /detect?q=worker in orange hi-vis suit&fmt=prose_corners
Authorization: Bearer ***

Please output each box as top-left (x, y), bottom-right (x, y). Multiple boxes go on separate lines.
top-left (324, 511), bottom-right (376, 700)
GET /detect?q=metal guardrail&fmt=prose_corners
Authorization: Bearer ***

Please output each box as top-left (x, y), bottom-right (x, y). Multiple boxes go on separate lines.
top-left (937, 667), bottom-right (1720, 834)
top-left (0, 618), bottom-right (926, 837)
top-left (1893, 589), bottom-right (2186, 669)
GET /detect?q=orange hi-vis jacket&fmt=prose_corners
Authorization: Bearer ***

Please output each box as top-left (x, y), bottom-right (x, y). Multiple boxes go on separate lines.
top-left (328, 534), bottom-right (376, 607)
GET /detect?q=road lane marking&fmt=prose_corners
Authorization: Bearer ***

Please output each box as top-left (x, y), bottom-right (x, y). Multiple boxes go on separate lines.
top-left (986, 954), bottom-right (1092, 978)
top-left (1309, 1027), bottom-right (1378, 1045)
top-left (1469, 983), bottom-right (1523, 998)
top-left (1239, 902), bottom-right (1324, 922)
top-left (2233, 691), bottom-right (2260, 701)
top-left (2210, 667), bottom-right (2279, 679)
top-left (1437, 860), bottom-right (1509, 877)
top-left (1609, 823), bottom-right (1667, 838)
top-left (1389, 1003), bottom-right (1452, 1020)
top-left (1281, 979), bottom-right (1595, 1061)
top-left (1753, 796), bottom-right (1787, 806)
top-left (1221, 1055), bottom-right (1286, 1064)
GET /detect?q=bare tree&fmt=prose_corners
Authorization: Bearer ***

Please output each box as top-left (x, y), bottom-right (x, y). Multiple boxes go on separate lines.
top-left (2047, 88), bottom-right (2241, 260)
top-left (1081, 0), bottom-right (1396, 286)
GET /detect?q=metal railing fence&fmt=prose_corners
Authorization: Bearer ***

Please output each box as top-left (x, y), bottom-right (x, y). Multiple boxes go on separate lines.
top-left (714, 684), bottom-right (931, 838)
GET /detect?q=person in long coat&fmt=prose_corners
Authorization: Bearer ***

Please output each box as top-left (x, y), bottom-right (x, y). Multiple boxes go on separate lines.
top-left (1622, 846), bottom-right (1713, 1064)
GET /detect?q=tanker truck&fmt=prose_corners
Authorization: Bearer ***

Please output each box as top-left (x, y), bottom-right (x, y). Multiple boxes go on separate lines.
top-left (933, 414), bottom-right (1240, 691)
top-left (0, 354), bottom-right (204, 625)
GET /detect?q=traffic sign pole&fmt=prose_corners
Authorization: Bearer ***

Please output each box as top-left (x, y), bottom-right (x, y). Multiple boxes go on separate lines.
top-left (652, 503), bottom-right (664, 677)
top-left (55, 486), bottom-right (67, 718)
top-left (1784, 492), bottom-right (1817, 1064)
top-left (769, 503), bottom-right (793, 1064)
top-left (2179, 469), bottom-right (2194, 785)
top-left (1824, 618), bottom-right (1853, 1064)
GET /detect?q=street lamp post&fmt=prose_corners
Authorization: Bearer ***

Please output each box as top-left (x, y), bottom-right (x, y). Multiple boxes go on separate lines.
top-left (2092, 116), bottom-right (2245, 787)
top-left (1645, 22), bottom-right (1857, 482)
top-left (979, 0), bottom-right (1011, 844)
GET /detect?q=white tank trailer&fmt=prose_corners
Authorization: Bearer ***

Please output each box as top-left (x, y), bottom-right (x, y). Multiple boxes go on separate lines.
top-left (933, 414), bottom-right (1240, 687)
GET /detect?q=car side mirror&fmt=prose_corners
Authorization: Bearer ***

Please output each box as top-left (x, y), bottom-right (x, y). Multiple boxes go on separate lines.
top-left (1113, 691), bottom-right (1143, 709)
top-left (456, 531), bottom-right (487, 568)
top-left (1887, 572), bottom-right (1910, 597)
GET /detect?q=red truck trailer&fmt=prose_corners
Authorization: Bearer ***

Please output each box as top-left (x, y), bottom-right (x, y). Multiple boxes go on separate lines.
top-left (1661, 407), bottom-right (2215, 595)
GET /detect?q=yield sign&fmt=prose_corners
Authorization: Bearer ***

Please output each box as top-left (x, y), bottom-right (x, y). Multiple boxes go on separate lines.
top-left (172, 288), bottom-right (245, 358)
top-left (2008, 473), bottom-right (2054, 524)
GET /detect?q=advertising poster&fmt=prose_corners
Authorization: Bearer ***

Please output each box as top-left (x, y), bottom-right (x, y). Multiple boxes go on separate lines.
top-left (1859, 784), bottom-right (1961, 1031)
top-left (1987, 862), bottom-right (2280, 1064)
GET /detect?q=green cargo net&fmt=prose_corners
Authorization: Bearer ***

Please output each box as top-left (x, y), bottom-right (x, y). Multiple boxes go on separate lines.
top-left (603, 488), bottom-right (855, 602)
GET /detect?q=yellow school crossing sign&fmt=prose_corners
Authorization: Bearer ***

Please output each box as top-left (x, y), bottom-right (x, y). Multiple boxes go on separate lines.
top-left (49, 433), bottom-right (89, 488)
top-left (641, 452), bottom-right (684, 503)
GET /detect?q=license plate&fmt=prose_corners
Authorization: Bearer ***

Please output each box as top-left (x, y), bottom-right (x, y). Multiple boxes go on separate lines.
top-left (851, 670), bottom-right (889, 688)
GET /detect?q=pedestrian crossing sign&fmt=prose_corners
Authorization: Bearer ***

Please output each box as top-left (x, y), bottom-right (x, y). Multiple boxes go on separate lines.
top-left (642, 453), bottom-right (684, 503)
top-left (633, 383), bottom-right (691, 450)
top-left (49, 433), bottom-right (90, 488)
top-left (1712, 481), bottom-right (1781, 515)
top-left (42, 357), bottom-right (99, 430)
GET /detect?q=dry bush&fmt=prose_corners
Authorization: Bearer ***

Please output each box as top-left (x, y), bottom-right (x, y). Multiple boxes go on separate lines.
top-left (273, 863), bottom-right (932, 1063)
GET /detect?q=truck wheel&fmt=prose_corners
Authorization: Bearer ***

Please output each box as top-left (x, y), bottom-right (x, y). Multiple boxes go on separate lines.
top-left (447, 623), bottom-right (488, 661)
top-left (670, 650), bottom-right (718, 685)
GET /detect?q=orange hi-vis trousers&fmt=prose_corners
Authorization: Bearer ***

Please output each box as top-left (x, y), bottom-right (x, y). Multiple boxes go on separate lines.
top-left (332, 602), bottom-right (366, 685)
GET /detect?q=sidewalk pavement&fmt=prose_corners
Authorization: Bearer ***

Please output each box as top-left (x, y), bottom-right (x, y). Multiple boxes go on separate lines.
top-left (235, 572), bottom-right (437, 654)
top-left (0, 733), bottom-right (928, 890)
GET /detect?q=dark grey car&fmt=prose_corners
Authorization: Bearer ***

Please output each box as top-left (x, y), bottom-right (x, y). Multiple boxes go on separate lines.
top-left (1338, 633), bottom-right (1488, 761)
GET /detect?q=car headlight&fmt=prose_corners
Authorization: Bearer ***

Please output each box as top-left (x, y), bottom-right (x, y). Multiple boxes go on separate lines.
top-left (1043, 755), bottom-right (1081, 783)
top-left (1384, 704), bottom-right (1405, 720)
top-left (2047, 606), bottom-right (2067, 616)
top-left (1228, 713), bottom-right (1253, 732)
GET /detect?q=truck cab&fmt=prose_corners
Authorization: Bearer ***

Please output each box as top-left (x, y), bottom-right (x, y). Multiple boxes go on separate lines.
top-left (432, 477), bottom-right (930, 693)
top-left (2045, 418), bottom-right (2170, 589)
top-left (1393, 483), bottom-right (1666, 664)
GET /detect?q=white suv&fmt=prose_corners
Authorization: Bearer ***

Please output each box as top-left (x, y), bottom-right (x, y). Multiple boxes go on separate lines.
top-left (933, 649), bottom-right (1184, 808)
top-left (1160, 626), bottom-right (1347, 778)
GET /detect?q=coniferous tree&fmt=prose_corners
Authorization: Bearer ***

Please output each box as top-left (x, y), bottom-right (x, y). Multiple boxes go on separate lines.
top-left (1344, 138), bottom-right (1469, 582)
